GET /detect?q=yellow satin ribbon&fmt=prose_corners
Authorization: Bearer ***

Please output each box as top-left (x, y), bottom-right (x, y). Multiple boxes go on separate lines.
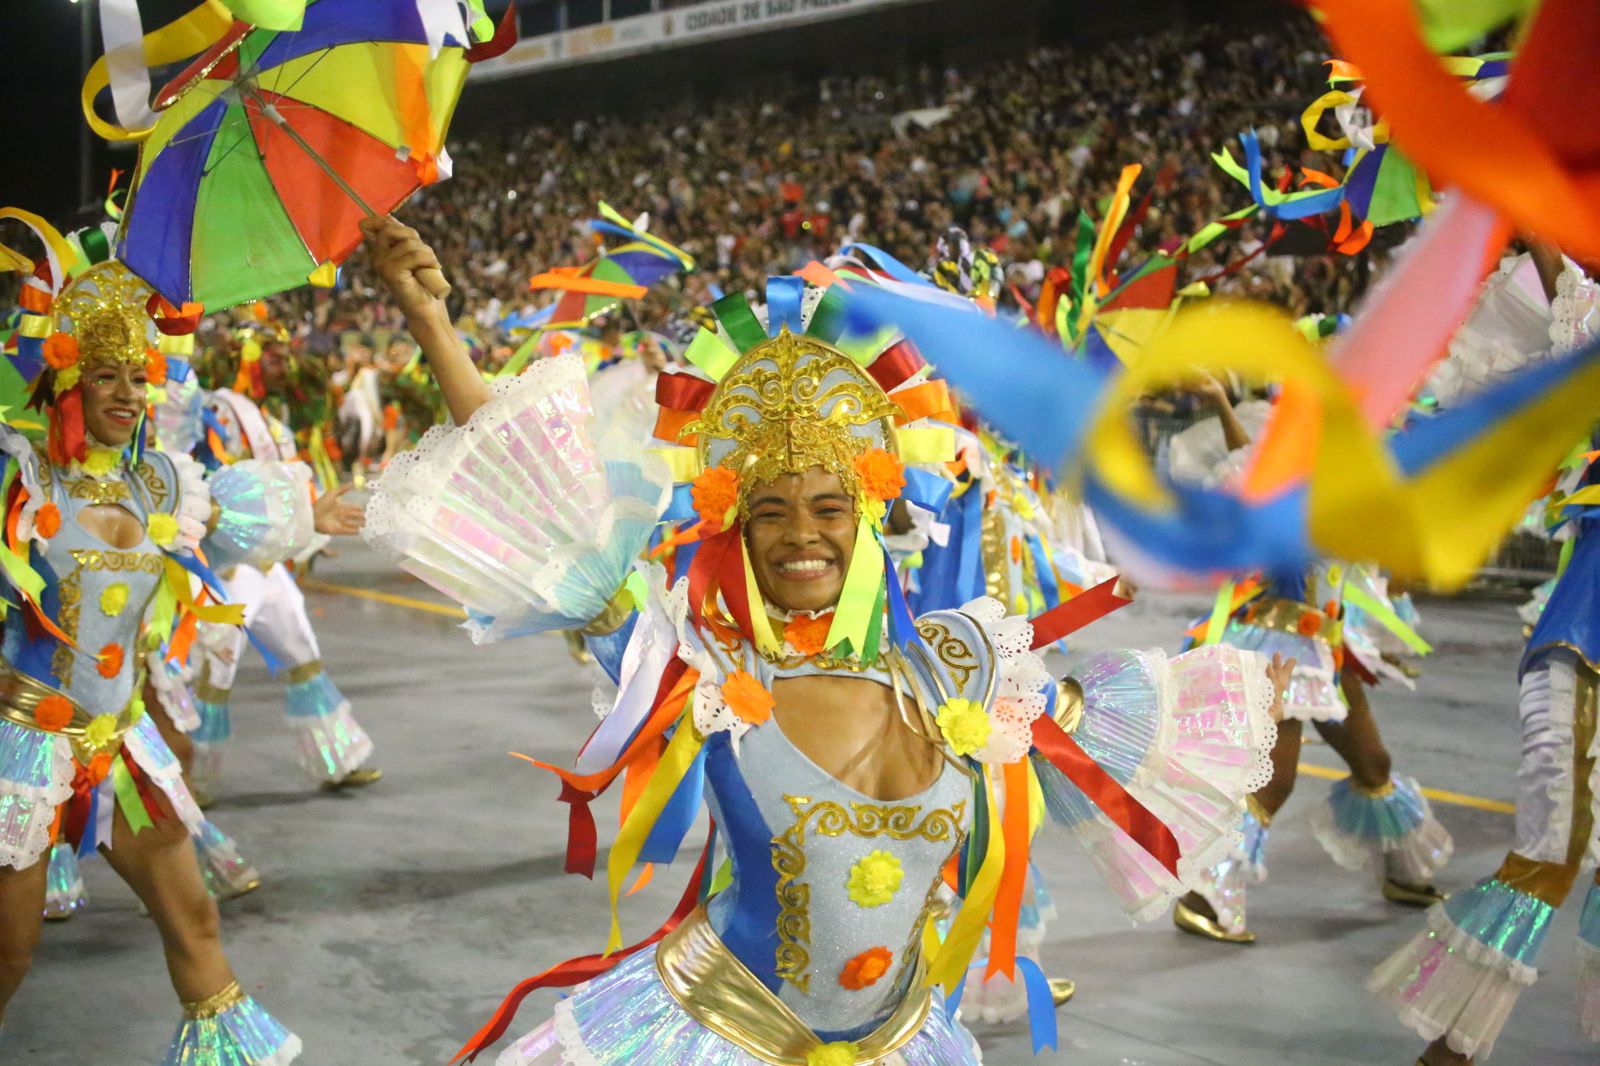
top-left (1300, 89), bottom-right (1391, 152)
top-left (651, 446), bottom-right (701, 483)
top-left (897, 426), bottom-right (956, 465)
top-left (81, 0), bottom-right (234, 143)
top-left (0, 207), bottom-right (81, 287)
top-left (1086, 301), bottom-right (1600, 589)
top-left (741, 540), bottom-right (782, 656)
top-left (604, 695), bottom-right (704, 954)
top-left (926, 764), bottom-right (1005, 994)
top-left (164, 558), bottom-right (245, 626)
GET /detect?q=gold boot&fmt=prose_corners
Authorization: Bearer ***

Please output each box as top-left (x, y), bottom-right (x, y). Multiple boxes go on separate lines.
top-left (1049, 978), bottom-right (1076, 1007)
top-left (1382, 877), bottom-right (1445, 907)
top-left (1173, 898), bottom-right (1256, 944)
top-left (321, 767), bottom-right (384, 791)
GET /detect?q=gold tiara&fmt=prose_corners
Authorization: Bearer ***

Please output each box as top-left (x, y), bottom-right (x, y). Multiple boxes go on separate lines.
top-left (54, 261), bottom-right (156, 366)
top-left (689, 328), bottom-right (899, 512)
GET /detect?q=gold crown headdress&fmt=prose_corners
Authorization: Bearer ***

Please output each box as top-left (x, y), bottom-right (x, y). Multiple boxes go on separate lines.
top-left (654, 279), bottom-right (956, 663)
top-left (53, 261), bottom-right (158, 368)
top-left (691, 328), bottom-right (900, 516)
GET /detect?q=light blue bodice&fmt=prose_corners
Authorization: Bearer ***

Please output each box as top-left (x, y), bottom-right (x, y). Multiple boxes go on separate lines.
top-left (0, 453), bottom-right (180, 715)
top-left (698, 607), bottom-right (1002, 1040)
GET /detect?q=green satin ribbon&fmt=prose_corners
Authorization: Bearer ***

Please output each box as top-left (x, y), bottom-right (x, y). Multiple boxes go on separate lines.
top-left (221, 0), bottom-right (305, 30)
top-left (712, 294), bottom-right (766, 354)
top-left (824, 516), bottom-right (885, 664)
top-left (1342, 583), bottom-right (1432, 655)
top-left (111, 753), bottom-right (154, 834)
top-left (684, 328), bottom-right (738, 381)
top-left (1203, 580), bottom-right (1235, 646)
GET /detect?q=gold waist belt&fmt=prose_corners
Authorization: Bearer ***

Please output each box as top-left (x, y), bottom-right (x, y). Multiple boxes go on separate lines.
top-left (0, 664), bottom-right (140, 763)
top-left (654, 905), bottom-right (932, 1065)
top-left (1245, 596), bottom-right (1342, 645)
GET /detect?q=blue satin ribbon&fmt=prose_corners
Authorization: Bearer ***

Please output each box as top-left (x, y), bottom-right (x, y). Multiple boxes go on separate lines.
top-left (244, 628), bottom-right (284, 676)
top-left (1242, 129), bottom-right (1346, 221)
top-left (170, 548), bottom-right (231, 603)
top-left (840, 284), bottom-right (1106, 471)
top-left (702, 734), bottom-right (783, 989)
top-left (837, 242), bottom-right (930, 287)
top-left (77, 784), bottom-right (99, 857)
top-left (1392, 332), bottom-right (1600, 477)
top-left (663, 484), bottom-right (696, 522)
top-left (901, 466), bottom-right (953, 516)
top-left (764, 276), bottom-right (804, 336)
top-left (1084, 474), bottom-right (1311, 575)
top-left (945, 974), bottom-right (970, 1017)
top-left (1025, 534), bottom-right (1060, 610)
top-left (880, 543), bottom-right (920, 652)
top-left (639, 741), bottom-right (706, 864)
top-left (1016, 956), bottom-right (1059, 1052)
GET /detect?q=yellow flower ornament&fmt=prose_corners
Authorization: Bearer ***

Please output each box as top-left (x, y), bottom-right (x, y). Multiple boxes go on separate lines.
top-left (100, 583), bottom-right (129, 617)
top-left (83, 713), bottom-right (120, 751)
top-left (81, 447), bottom-right (122, 478)
top-left (935, 697), bottom-right (992, 757)
top-left (147, 512), bottom-right (178, 548)
top-left (846, 849), bottom-right (904, 909)
top-left (806, 1041), bottom-right (860, 1066)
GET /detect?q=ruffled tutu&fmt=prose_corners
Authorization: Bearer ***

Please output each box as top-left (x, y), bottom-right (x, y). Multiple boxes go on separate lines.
top-left (283, 671), bottom-right (373, 782)
top-left (364, 355), bottom-right (671, 644)
top-left (0, 718), bottom-right (74, 870)
top-left (193, 817), bottom-right (261, 900)
top-left (203, 459), bottom-right (318, 573)
top-left (1219, 621), bottom-right (1343, 721)
top-left (1580, 881), bottom-right (1600, 1041)
top-left (1035, 644), bottom-right (1278, 921)
top-left (494, 948), bottom-right (981, 1065)
top-left (163, 987), bottom-right (300, 1066)
top-left (1369, 877), bottom-right (1553, 1060)
top-left (1310, 774), bottom-right (1454, 884)
top-left (44, 840), bottom-right (86, 918)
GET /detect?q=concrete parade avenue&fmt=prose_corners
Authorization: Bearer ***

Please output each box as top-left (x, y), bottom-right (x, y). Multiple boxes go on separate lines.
top-left (12, 543), bottom-right (1592, 1066)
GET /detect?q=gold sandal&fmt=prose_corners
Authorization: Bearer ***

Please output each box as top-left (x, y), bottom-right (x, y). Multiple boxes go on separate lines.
top-left (1173, 898), bottom-right (1256, 944)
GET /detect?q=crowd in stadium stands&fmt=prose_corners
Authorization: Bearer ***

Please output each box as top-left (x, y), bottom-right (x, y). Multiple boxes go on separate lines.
top-left (125, 15), bottom-right (1387, 469)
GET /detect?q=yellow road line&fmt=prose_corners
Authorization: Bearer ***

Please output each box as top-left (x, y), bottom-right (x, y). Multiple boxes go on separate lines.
top-left (301, 577), bottom-right (1520, 816)
top-left (1297, 762), bottom-right (1515, 814)
top-left (299, 578), bottom-right (466, 620)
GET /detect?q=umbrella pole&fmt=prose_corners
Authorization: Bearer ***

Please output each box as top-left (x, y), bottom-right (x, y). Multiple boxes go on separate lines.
top-left (255, 94), bottom-right (451, 300)
top-left (258, 100), bottom-right (378, 218)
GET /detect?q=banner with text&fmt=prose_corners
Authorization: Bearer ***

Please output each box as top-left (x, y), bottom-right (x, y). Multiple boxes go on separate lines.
top-left (472, 0), bottom-right (932, 78)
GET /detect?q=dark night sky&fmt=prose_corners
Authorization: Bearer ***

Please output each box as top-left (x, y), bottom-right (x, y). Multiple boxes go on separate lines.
top-left (1, 1), bottom-right (226, 223)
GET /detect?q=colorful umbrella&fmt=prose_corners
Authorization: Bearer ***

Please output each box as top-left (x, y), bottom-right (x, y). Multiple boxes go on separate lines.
top-left (117, 0), bottom-right (511, 310)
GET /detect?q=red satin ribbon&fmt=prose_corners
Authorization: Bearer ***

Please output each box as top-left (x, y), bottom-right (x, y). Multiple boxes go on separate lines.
top-left (145, 294), bottom-right (205, 335)
top-left (654, 370), bottom-right (715, 413)
top-left (559, 780), bottom-right (599, 878)
top-left (465, 3), bottom-right (520, 63)
top-left (451, 834), bottom-right (712, 1063)
top-left (1028, 577), bottom-right (1131, 648)
top-left (1031, 715), bottom-right (1180, 877)
top-left (518, 659), bottom-right (693, 877)
top-left (866, 341), bottom-right (925, 392)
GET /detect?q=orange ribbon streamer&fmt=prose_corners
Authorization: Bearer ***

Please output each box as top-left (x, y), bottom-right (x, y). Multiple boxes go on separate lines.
top-left (1316, 0), bottom-right (1600, 260)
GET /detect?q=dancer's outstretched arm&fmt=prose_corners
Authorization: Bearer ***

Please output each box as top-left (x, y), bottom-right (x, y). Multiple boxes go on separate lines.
top-left (361, 215), bottom-right (491, 424)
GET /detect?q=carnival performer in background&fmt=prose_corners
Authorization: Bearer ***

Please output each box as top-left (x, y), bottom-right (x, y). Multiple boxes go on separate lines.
top-left (360, 214), bottom-right (1289, 1065)
top-left (0, 253), bottom-right (312, 1064)
top-left (182, 347), bottom-right (375, 802)
top-left (1370, 253), bottom-right (1600, 1066)
top-left (1165, 372), bottom-right (1452, 944)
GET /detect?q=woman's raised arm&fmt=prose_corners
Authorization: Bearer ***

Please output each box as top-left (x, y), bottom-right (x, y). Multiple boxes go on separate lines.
top-left (360, 215), bottom-right (491, 424)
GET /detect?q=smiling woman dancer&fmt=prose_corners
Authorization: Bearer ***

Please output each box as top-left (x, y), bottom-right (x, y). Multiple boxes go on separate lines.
top-left (362, 215), bottom-right (1290, 1066)
top-left (0, 257), bottom-right (312, 1064)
